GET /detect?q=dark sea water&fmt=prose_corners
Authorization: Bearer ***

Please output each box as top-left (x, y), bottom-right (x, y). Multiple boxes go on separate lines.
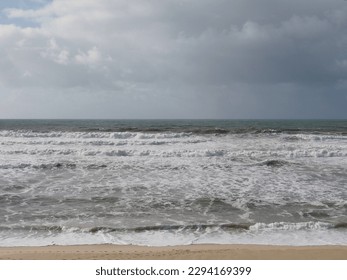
top-left (0, 119), bottom-right (346, 246)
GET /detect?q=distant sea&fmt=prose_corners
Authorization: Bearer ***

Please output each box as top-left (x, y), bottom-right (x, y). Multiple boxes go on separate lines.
top-left (0, 119), bottom-right (346, 246)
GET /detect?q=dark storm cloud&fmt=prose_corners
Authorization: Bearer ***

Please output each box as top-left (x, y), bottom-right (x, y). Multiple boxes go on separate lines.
top-left (0, 0), bottom-right (346, 118)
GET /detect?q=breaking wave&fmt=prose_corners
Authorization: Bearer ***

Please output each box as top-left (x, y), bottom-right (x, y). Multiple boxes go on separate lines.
top-left (249, 221), bottom-right (340, 231)
top-left (1, 221), bottom-right (346, 235)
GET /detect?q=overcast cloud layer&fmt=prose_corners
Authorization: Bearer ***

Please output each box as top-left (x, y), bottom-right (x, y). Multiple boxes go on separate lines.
top-left (1, 0), bottom-right (347, 118)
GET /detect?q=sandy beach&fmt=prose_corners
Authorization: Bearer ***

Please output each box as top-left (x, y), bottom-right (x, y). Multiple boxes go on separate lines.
top-left (0, 244), bottom-right (346, 260)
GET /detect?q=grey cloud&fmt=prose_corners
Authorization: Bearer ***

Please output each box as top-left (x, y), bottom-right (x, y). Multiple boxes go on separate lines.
top-left (1, 0), bottom-right (347, 118)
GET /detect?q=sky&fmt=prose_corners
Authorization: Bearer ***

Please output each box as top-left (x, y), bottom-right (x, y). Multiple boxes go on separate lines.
top-left (1, 0), bottom-right (347, 119)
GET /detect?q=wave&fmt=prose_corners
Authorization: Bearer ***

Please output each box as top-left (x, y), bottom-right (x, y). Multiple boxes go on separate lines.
top-left (104, 150), bottom-right (133, 156)
top-left (0, 162), bottom-right (80, 170)
top-left (0, 163), bottom-right (109, 170)
top-left (0, 223), bottom-right (251, 234)
top-left (1, 221), bottom-right (345, 234)
top-left (0, 147), bottom-right (346, 169)
top-left (243, 149), bottom-right (347, 159)
top-left (1, 120), bottom-right (347, 137)
top-left (0, 130), bottom-right (193, 139)
top-left (258, 159), bottom-right (291, 167)
top-left (249, 221), bottom-right (342, 231)
top-left (0, 225), bottom-right (65, 232)
top-left (89, 223), bottom-right (251, 233)
top-left (2, 127), bottom-right (347, 139)
top-left (0, 148), bottom-right (230, 158)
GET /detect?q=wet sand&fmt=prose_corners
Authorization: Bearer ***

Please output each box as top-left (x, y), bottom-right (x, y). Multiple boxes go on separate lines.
top-left (0, 244), bottom-right (346, 260)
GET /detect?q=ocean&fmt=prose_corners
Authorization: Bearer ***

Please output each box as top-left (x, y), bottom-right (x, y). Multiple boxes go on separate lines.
top-left (0, 119), bottom-right (346, 246)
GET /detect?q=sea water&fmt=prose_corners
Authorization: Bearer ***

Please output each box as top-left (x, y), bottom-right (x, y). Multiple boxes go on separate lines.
top-left (0, 119), bottom-right (346, 246)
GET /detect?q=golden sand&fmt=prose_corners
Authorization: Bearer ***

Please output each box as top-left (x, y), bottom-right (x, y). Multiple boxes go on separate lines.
top-left (0, 244), bottom-right (346, 260)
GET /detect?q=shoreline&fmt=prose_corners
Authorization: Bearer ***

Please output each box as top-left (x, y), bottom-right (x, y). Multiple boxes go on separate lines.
top-left (0, 244), bottom-right (346, 260)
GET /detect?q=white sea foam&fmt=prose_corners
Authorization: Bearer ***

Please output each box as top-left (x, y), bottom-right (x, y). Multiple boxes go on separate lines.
top-left (250, 221), bottom-right (334, 231)
top-left (0, 222), bottom-right (346, 247)
top-left (1, 127), bottom-right (346, 246)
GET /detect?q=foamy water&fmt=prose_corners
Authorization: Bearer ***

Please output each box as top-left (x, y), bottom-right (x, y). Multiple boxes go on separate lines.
top-left (0, 120), bottom-right (346, 246)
